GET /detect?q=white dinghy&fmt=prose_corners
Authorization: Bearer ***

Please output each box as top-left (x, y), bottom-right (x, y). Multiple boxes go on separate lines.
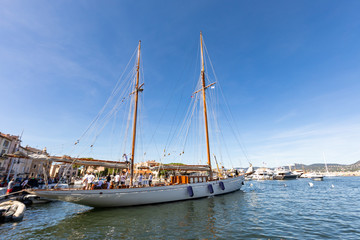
top-left (0, 200), bottom-right (26, 222)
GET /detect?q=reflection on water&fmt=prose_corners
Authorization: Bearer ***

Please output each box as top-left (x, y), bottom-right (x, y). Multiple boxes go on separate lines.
top-left (1, 177), bottom-right (360, 239)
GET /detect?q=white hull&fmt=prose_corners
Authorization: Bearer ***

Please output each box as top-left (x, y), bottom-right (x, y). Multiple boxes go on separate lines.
top-left (33, 176), bottom-right (244, 208)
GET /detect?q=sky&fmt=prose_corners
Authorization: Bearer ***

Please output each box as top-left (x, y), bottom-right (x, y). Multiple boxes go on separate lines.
top-left (1, 1), bottom-right (360, 168)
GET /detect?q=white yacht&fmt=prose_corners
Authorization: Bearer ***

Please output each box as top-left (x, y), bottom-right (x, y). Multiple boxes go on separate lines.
top-left (251, 168), bottom-right (274, 180)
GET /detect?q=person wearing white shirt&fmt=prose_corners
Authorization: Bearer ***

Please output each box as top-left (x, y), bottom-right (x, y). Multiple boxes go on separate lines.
top-left (114, 173), bottom-right (120, 188)
top-left (82, 173), bottom-right (89, 190)
top-left (87, 173), bottom-right (95, 190)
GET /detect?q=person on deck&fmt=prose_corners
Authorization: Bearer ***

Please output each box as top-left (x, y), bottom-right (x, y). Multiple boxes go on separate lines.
top-left (120, 172), bottom-right (126, 186)
top-left (148, 173), bottom-right (153, 186)
top-left (123, 154), bottom-right (129, 164)
top-left (138, 174), bottom-right (143, 187)
top-left (21, 178), bottom-right (29, 189)
top-left (96, 178), bottom-right (103, 189)
top-left (82, 172), bottom-right (89, 190)
top-left (106, 174), bottom-right (111, 189)
top-left (6, 178), bottom-right (15, 195)
top-left (114, 172), bottom-right (120, 188)
top-left (87, 172), bottom-right (95, 190)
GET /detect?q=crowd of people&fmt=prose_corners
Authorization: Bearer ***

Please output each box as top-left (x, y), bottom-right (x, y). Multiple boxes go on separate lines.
top-left (81, 172), bottom-right (153, 190)
top-left (0, 171), bottom-right (155, 194)
top-left (0, 176), bottom-right (68, 195)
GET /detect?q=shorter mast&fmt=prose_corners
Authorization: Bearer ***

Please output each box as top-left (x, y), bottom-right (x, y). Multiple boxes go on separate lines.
top-left (130, 41), bottom-right (142, 187)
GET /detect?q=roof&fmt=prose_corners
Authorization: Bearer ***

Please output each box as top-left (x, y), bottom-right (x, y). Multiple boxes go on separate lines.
top-left (0, 132), bottom-right (20, 141)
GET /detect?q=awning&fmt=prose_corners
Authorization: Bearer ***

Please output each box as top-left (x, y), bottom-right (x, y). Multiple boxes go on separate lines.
top-left (151, 164), bottom-right (210, 171)
top-left (5, 153), bottom-right (129, 169)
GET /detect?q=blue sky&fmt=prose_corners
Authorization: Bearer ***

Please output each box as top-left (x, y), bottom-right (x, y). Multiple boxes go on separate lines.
top-left (1, 1), bottom-right (360, 168)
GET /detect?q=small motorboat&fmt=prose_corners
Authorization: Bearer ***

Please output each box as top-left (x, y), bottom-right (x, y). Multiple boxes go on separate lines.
top-left (0, 200), bottom-right (26, 223)
top-left (311, 175), bottom-right (324, 181)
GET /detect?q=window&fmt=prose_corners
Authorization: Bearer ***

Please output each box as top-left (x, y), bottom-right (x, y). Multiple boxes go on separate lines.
top-left (0, 150), bottom-right (5, 157)
top-left (3, 140), bottom-right (9, 148)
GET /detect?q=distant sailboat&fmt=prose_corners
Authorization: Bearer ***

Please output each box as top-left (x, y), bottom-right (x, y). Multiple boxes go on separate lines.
top-left (323, 152), bottom-right (335, 177)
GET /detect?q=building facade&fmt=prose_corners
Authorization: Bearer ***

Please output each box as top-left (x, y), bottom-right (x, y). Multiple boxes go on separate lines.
top-left (0, 132), bottom-right (51, 180)
top-left (0, 132), bottom-right (21, 180)
top-left (50, 164), bottom-right (79, 179)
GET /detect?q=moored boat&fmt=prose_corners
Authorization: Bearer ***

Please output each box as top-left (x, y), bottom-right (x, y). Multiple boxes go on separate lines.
top-left (273, 168), bottom-right (298, 180)
top-left (302, 172), bottom-right (324, 181)
top-left (311, 174), bottom-right (324, 181)
top-left (251, 168), bottom-right (273, 180)
top-left (32, 177), bottom-right (243, 208)
top-left (0, 200), bottom-right (26, 222)
top-left (33, 33), bottom-right (245, 208)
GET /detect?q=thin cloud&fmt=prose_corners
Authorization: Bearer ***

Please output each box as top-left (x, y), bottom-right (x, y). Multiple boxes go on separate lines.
top-left (248, 118), bottom-right (360, 166)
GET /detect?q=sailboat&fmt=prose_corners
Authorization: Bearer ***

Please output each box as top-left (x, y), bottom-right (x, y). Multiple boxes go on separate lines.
top-left (32, 33), bottom-right (245, 208)
top-left (323, 152), bottom-right (334, 177)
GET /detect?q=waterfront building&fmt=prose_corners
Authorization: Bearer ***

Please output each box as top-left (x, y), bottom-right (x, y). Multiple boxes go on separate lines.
top-left (0, 132), bottom-right (21, 180)
top-left (50, 163), bottom-right (79, 178)
top-left (25, 146), bottom-right (51, 179)
top-left (9, 146), bottom-right (33, 179)
top-left (0, 132), bottom-right (51, 180)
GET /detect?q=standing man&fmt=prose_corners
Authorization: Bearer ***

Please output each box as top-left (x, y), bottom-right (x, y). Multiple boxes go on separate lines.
top-left (6, 178), bottom-right (15, 195)
top-left (21, 178), bottom-right (29, 189)
top-left (120, 172), bottom-right (126, 187)
top-left (138, 173), bottom-right (143, 187)
top-left (114, 172), bottom-right (120, 188)
top-left (87, 172), bottom-right (95, 190)
top-left (82, 172), bottom-right (89, 190)
top-left (106, 174), bottom-right (111, 189)
top-left (148, 173), bottom-right (153, 186)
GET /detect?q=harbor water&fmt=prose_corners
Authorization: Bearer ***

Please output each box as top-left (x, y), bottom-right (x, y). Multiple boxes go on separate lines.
top-left (1, 177), bottom-right (359, 239)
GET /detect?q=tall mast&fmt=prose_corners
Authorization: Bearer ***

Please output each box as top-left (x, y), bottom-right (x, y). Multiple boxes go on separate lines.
top-left (130, 40), bottom-right (142, 187)
top-left (200, 32), bottom-right (213, 180)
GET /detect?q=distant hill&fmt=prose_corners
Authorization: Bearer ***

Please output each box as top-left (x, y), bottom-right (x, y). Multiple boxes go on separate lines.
top-left (293, 160), bottom-right (360, 172)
